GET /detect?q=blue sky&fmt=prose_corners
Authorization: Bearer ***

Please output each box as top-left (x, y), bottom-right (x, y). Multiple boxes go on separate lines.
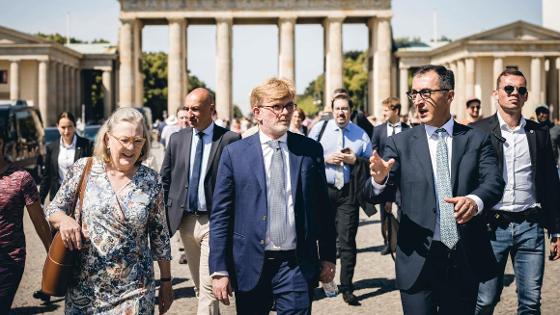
top-left (0, 0), bottom-right (542, 113)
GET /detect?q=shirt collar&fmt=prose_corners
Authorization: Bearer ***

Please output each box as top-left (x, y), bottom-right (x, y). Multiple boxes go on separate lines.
top-left (333, 120), bottom-right (350, 132)
top-left (259, 130), bottom-right (288, 145)
top-left (60, 135), bottom-right (77, 149)
top-left (194, 122), bottom-right (215, 137)
top-left (496, 110), bottom-right (526, 131)
top-left (388, 121), bottom-right (401, 128)
top-left (424, 117), bottom-right (454, 138)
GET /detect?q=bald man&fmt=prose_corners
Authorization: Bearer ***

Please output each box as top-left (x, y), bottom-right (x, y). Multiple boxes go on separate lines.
top-left (161, 88), bottom-right (240, 314)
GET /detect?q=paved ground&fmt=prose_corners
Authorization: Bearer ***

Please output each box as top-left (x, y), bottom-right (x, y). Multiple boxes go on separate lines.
top-left (10, 143), bottom-right (560, 314)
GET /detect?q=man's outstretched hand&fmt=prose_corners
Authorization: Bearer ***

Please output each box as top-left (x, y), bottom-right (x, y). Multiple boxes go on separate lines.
top-left (369, 150), bottom-right (395, 184)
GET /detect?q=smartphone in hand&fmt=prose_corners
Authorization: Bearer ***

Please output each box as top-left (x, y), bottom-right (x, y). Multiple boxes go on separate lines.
top-left (340, 147), bottom-right (352, 154)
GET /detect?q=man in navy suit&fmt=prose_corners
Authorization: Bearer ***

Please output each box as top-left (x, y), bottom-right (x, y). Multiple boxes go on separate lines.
top-left (364, 65), bottom-right (504, 314)
top-left (371, 96), bottom-right (410, 255)
top-left (210, 78), bottom-right (336, 314)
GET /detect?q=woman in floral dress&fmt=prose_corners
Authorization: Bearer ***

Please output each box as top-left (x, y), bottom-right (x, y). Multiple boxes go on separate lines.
top-left (46, 108), bottom-right (173, 314)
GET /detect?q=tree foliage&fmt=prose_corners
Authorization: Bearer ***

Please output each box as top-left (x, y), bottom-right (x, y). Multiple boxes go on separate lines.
top-left (394, 36), bottom-right (427, 48)
top-left (35, 32), bottom-right (110, 45)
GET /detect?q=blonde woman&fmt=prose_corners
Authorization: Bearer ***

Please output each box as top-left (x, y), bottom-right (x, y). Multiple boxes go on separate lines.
top-left (46, 108), bottom-right (173, 314)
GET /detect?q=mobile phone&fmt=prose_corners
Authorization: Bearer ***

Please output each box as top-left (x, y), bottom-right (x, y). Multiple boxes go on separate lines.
top-left (340, 147), bottom-right (351, 154)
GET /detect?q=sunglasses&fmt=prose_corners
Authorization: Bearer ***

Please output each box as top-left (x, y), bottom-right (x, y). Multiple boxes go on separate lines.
top-left (503, 85), bottom-right (527, 96)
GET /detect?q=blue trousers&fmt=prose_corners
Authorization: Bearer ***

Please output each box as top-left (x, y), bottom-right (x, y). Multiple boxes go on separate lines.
top-left (476, 220), bottom-right (545, 315)
top-left (235, 253), bottom-right (314, 315)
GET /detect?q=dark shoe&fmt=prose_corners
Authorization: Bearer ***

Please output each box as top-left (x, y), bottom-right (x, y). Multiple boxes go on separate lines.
top-left (342, 292), bottom-right (361, 306)
top-left (33, 290), bottom-right (51, 304)
top-left (381, 245), bottom-right (391, 256)
top-left (179, 253), bottom-right (188, 264)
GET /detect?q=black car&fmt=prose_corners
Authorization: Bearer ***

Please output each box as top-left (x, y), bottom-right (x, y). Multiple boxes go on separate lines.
top-left (78, 125), bottom-right (101, 143)
top-left (44, 127), bottom-right (60, 147)
top-left (0, 101), bottom-right (46, 181)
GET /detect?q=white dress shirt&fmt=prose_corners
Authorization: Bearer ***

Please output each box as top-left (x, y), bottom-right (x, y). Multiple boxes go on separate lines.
top-left (58, 135), bottom-right (76, 184)
top-left (386, 121), bottom-right (402, 136)
top-left (189, 123), bottom-right (215, 212)
top-left (493, 112), bottom-right (538, 212)
top-left (259, 131), bottom-right (296, 251)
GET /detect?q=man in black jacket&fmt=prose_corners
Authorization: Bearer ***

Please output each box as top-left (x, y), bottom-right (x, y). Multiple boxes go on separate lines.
top-left (472, 69), bottom-right (560, 315)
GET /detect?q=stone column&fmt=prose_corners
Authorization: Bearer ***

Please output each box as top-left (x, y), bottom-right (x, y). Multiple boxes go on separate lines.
top-left (369, 17), bottom-right (392, 118)
top-left (465, 58), bottom-right (475, 99)
top-left (119, 19), bottom-right (135, 107)
top-left (557, 57), bottom-right (560, 120)
top-left (133, 20), bottom-right (144, 106)
top-left (56, 63), bottom-right (64, 114)
top-left (75, 68), bottom-right (81, 117)
top-left (449, 62), bottom-right (459, 117)
top-left (492, 57), bottom-right (503, 113)
top-left (9, 60), bottom-right (19, 101)
top-left (216, 17), bottom-right (233, 121)
top-left (38, 60), bottom-right (49, 126)
top-left (48, 61), bottom-right (57, 125)
top-left (167, 18), bottom-right (187, 115)
top-left (399, 66), bottom-right (409, 115)
top-left (69, 67), bottom-right (75, 113)
top-left (278, 16), bottom-right (296, 85)
top-left (102, 69), bottom-right (113, 118)
top-left (455, 59), bottom-right (466, 120)
top-left (323, 16), bottom-right (344, 110)
top-left (64, 65), bottom-right (71, 112)
top-left (530, 57), bottom-right (543, 116)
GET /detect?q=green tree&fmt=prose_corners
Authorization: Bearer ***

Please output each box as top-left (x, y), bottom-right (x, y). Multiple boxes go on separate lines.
top-left (233, 105), bottom-right (243, 119)
top-left (394, 36), bottom-right (427, 48)
top-left (142, 52), bottom-right (214, 119)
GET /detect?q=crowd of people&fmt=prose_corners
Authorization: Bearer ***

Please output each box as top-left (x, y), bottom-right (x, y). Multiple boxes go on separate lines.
top-left (1, 64), bottom-right (560, 315)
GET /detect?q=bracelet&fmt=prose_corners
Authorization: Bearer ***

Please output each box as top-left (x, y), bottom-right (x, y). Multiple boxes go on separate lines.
top-left (160, 277), bottom-right (172, 282)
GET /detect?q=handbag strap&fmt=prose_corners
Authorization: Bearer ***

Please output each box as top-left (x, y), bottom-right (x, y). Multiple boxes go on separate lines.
top-left (72, 157), bottom-right (94, 223)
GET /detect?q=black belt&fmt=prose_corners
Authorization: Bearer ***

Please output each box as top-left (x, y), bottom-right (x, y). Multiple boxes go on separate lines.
top-left (185, 210), bottom-right (208, 216)
top-left (488, 207), bottom-right (542, 226)
top-left (327, 183), bottom-right (349, 192)
top-left (264, 250), bottom-right (296, 261)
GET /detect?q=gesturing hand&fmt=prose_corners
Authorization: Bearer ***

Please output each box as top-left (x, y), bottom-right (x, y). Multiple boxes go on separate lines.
top-left (369, 150), bottom-right (395, 185)
top-left (444, 196), bottom-right (478, 224)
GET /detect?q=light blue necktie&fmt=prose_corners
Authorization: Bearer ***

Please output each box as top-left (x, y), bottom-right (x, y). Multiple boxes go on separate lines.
top-left (268, 140), bottom-right (287, 245)
top-left (435, 128), bottom-right (459, 249)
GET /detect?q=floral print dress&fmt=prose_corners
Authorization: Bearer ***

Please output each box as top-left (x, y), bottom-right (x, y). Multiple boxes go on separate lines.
top-left (46, 157), bottom-right (171, 314)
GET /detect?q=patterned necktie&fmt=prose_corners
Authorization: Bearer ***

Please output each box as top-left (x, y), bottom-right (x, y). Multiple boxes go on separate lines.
top-left (334, 127), bottom-right (345, 190)
top-left (188, 131), bottom-right (205, 212)
top-left (390, 123), bottom-right (397, 136)
top-left (435, 128), bottom-right (459, 249)
top-left (268, 140), bottom-right (288, 245)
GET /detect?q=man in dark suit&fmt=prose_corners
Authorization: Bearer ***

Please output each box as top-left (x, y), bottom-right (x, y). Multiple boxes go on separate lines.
top-left (472, 69), bottom-right (560, 314)
top-left (160, 88), bottom-right (240, 315)
top-left (371, 96), bottom-right (410, 256)
top-left (364, 65), bottom-right (504, 314)
top-left (39, 115), bottom-right (92, 204)
top-left (210, 78), bottom-right (336, 314)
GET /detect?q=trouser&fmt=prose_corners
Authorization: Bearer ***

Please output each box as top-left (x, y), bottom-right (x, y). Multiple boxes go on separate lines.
top-left (235, 251), bottom-right (314, 315)
top-left (400, 241), bottom-right (478, 315)
top-left (0, 262), bottom-right (24, 313)
top-left (327, 184), bottom-right (359, 293)
top-left (179, 214), bottom-right (220, 315)
top-left (475, 219), bottom-right (545, 315)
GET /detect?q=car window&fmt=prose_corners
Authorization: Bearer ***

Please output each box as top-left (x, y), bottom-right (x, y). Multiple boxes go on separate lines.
top-left (16, 110), bottom-right (39, 142)
top-left (0, 110), bottom-right (8, 137)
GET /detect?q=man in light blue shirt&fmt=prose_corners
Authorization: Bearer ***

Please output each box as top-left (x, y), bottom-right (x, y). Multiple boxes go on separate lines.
top-left (308, 93), bottom-right (372, 306)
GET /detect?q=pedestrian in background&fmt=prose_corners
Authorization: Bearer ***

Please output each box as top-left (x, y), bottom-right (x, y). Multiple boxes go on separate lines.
top-left (45, 108), bottom-right (173, 314)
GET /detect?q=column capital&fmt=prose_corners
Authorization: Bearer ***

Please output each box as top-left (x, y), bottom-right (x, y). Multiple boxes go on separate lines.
top-left (324, 15), bottom-right (345, 24)
top-left (278, 16), bottom-right (297, 24)
top-left (215, 16), bottom-right (233, 24)
top-left (167, 17), bottom-right (186, 25)
top-left (556, 57), bottom-right (560, 69)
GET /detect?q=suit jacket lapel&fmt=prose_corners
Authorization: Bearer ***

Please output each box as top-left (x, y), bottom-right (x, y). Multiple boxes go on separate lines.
top-left (184, 128), bottom-right (193, 181)
top-left (524, 123), bottom-right (538, 179)
top-left (205, 126), bottom-right (225, 175)
top-left (380, 123), bottom-right (387, 150)
top-left (411, 126), bottom-right (434, 189)
top-left (489, 114), bottom-right (504, 172)
top-left (73, 137), bottom-right (83, 161)
top-left (52, 139), bottom-right (60, 175)
top-left (451, 123), bottom-right (468, 192)
top-left (247, 134), bottom-right (267, 194)
top-left (287, 133), bottom-right (303, 204)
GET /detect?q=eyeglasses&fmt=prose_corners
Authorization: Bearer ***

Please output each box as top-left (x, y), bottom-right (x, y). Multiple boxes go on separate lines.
top-left (502, 85), bottom-right (527, 96)
top-left (259, 102), bottom-right (297, 114)
top-left (407, 89), bottom-right (450, 100)
top-left (109, 134), bottom-right (146, 147)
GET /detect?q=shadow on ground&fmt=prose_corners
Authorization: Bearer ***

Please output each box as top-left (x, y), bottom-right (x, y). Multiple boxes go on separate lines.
top-left (11, 303), bottom-right (61, 314)
top-left (313, 277), bottom-right (396, 302)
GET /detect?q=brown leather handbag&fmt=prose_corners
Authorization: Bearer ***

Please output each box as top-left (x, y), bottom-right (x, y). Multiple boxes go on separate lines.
top-left (41, 157), bottom-right (93, 296)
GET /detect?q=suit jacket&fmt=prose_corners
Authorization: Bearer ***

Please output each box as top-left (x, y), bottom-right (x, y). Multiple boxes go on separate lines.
top-left (39, 135), bottom-right (92, 203)
top-left (471, 114), bottom-right (560, 233)
top-left (550, 124), bottom-right (560, 167)
top-left (363, 123), bottom-right (504, 290)
top-left (160, 124), bottom-right (240, 235)
top-left (209, 132), bottom-right (336, 292)
top-left (371, 122), bottom-right (411, 203)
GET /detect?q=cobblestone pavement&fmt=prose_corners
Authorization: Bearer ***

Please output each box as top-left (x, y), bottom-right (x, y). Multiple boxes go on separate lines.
top-left (10, 144), bottom-right (560, 314)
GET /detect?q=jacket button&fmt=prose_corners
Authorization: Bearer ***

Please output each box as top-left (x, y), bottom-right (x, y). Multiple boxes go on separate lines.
top-left (262, 215), bottom-right (267, 221)
top-left (260, 240), bottom-right (265, 245)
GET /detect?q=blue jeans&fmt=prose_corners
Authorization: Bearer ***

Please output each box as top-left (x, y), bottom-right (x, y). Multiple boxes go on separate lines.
top-left (475, 220), bottom-right (545, 315)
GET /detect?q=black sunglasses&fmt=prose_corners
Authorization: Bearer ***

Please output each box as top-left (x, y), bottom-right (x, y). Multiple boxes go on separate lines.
top-left (503, 85), bottom-right (527, 96)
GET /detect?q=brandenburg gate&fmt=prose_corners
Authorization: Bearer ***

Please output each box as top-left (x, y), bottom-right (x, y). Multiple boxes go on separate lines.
top-left (118, 0), bottom-right (393, 119)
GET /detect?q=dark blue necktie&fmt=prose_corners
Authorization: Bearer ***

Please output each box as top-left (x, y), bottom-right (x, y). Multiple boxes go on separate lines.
top-left (188, 131), bottom-right (205, 212)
